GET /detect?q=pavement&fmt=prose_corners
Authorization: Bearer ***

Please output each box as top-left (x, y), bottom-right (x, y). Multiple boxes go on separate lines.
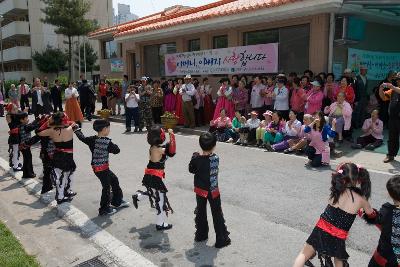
top-left (0, 111), bottom-right (399, 266)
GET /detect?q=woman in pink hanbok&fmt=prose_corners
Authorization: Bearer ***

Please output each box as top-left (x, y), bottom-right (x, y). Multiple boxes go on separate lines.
top-left (213, 78), bottom-right (235, 120)
top-left (164, 79), bottom-right (176, 112)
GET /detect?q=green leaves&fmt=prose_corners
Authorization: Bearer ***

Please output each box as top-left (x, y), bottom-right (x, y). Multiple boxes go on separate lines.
top-left (32, 45), bottom-right (68, 74)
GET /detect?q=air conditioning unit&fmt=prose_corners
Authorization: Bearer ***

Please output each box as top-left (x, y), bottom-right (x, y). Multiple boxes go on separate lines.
top-left (334, 16), bottom-right (365, 45)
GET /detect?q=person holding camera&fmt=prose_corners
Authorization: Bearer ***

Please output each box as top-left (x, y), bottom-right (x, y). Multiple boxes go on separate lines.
top-left (379, 75), bottom-right (400, 163)
top-left (124, 85), bottom-right (140, 133)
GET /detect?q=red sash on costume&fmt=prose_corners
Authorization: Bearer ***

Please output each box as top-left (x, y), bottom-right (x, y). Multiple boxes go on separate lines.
top-left (55, 148), bottom-right (73, 153)
top-left (92, 163), bottom-right (109, 173)
top-left (194, 187), bottom-right (220, 199)
top-left (9, 128), bottom-right (19, 135)
top-left (145, 168), bottom-right (165, 179)
top-left (315, 218), bottom-right (349, 240)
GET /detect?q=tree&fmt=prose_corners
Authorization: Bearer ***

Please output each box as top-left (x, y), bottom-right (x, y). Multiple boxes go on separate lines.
top-left (41, 0), bottom-right (98, 82)
top-left (32, 45), bottom-right (68, 75)
top-left (74, 41), bottom-right (98, 75)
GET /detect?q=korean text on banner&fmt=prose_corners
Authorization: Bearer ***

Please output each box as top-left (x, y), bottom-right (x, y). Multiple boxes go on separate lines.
top-left (348, 48), bottom-right (400, 81)
top-left (165, 43), bottom-right (278, 76)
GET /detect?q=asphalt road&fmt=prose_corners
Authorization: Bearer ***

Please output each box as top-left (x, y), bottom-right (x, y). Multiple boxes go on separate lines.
top-left (0, 117), bottom-right (393, 267)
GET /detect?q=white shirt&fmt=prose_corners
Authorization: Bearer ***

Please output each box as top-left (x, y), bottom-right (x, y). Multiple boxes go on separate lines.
top-left (34, 87), bottom-right (43, 106)
top-left (251, 83), bottom-right (265, 108)
top-left (180, 83), bottom-right (196, 102)
top-left (246, 118), bottom-right (260, 129)
top-left (125, 93), bottom-right (140, 108)
top-left (273, 86), bottom-right (289, 111)
top-left (283, 119), bottom-right (302, 136)
top-left (65, 87), bottom-right (79, 99)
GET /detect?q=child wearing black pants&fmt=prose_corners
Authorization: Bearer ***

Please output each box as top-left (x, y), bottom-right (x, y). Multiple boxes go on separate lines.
top-left (189, 132), bottom-right (231, 248)
top-left (18, 112), bottom-right (39, 178)
top-left (74, 119), bottom-right (129, 216)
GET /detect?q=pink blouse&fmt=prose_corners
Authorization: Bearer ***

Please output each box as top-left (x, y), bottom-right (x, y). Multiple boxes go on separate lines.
top-left (210, 116), bottom-right (232, 128)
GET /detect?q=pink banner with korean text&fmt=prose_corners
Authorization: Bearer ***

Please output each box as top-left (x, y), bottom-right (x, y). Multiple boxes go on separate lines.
top-left (165, 43), bottom-right (278, 76)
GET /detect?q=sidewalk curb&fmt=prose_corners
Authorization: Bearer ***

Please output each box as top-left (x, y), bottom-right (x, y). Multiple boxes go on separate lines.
top-left (0, 157), bottom-right (156, 267)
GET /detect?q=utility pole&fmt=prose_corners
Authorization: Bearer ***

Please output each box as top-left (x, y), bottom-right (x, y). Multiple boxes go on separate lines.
top-left (0, 15), bottom-right (5, 96)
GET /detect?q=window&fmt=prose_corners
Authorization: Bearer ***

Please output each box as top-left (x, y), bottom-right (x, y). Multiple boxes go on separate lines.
top-left (144, 43), bottom-right (176, 77)
top-left (213, 35), bottom-right (228, 49)
top-left (188, 39), bottom-right (200, 52)
top-left (243, 29), bottom-right (279, 46)
top-left (103, 40), bottom-right (118, 59)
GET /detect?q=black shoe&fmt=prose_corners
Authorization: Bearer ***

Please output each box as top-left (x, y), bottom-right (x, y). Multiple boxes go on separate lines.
top-left (195, 235), bottom-right (208, 242)
top-left (351, 143), bottom-right (362, 149)
top-left (283, 149), bottom-right (292, 154)
top-left (264, 144), bottom-right (273, 152)
top-left (156, 223), bottom-right (173, 231)
top-left (22, 173), bottom-right (36, 179)
top-left (124, 129), bottom-right (131, 133)
top-left (99, 207), bottom-right (117, 216)
top-left (134, 128), bottom-right (138, 133)
top-left (13, 167), bottom-right (22, 172)
top-left (139, 128), bottom-right (143, 132)
top-left (384, 156), bottom-right (395, 163)
top-left (113, 200), bottom-right (130, 209)
top-left (57, 197), bottom-right (73, 205)
top-left (65, 191), bottom-right (77, 197)
top-left (131, 194), bottom-right (139, 209)
top-left (215, 237), bottom-right (231, 248)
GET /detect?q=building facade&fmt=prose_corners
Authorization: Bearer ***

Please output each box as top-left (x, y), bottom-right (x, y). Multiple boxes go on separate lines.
top-left (89, 0), bottom-right (400, 89)
top-left (1, 0), bottom-right (113, 82)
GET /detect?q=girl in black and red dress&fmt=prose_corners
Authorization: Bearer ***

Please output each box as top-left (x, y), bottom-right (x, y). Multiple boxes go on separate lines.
top-left (293, 162), bottom-right (374, 267)
top-left (132, 126), bottom-right (176, 231)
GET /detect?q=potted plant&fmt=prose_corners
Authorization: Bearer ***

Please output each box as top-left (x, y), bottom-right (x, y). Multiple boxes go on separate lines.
top-left (97, 109), bottom-right (112, 119)
top-left (161, 112), bottom-right (179, 129)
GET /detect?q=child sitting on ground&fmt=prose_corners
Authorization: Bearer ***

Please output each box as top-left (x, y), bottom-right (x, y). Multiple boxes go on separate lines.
top-left (256, 110), bottom-right (272, 147)
top-left (352, 109), bottom-right (383, 150)
top-left (362, 175), bottom-right (400, 266)
top-left (227, 111), bottom-right (241, 143)
top-left (74, 119), bottom-right (130, 215)
top-left (235, 116), bottom-right (249, 146)
top-left (189, 132), bottom-right (231, 248)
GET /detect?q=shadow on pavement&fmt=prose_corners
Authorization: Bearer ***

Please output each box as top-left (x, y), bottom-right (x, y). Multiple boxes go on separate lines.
top-left (19, 208), bottom-right (59, 227)
top-left (91, 215), bottom-right (114, 229)
top-left (130, 224), bottom-right (173, 255)
top-left (185, 241), bottom-right (218, 267)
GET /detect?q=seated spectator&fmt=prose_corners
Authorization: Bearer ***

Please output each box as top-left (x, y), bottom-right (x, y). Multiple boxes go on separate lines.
top-left (235, 116), bottom-right (250, 146)
top-left (263, 111), bottom-right (284, 147)
top-left (352, 109), bottom-right (383, 150)
top-left (304, 111), bottom-right (336, 167)
top-left (246, 111), bottom-right (260, 145)
top-left (209, 109), bottom-right (232, 142)
top-left (256, 110), bottom-right (273, 147)
top-left (265, 110), bottom-right (302, 152)
top-left (324, 92), bottom-right (352, 144)
top-left (284, 114), bottom-right (313, 154)
top-left (227, 110), bottom-right (242, 143)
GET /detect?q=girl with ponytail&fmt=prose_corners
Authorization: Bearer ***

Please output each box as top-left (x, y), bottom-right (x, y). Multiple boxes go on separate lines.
top-left (293, 162), bottom-right (374, 267)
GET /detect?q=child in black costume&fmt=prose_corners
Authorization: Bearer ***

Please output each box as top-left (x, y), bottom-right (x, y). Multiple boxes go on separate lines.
top-left (189, 132), bottom-right (231, 248)
top-left (293, 162), bottom-right (374, 267)
top-left (132, 126), bottom-right (176, 231)
top-left (18, 112), bottom-right (39, 178)
top-left (6, 103), bottom-right (22, 171)
top-left (74, 119), bottom-right (130, 216)
top-left (362, 175), bottom-right (400, 266)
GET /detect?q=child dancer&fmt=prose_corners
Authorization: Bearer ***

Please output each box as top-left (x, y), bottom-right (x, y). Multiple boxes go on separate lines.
top-left (293, 162), bottom-right (374, 267)
top-left (38, 112), bottom-right (77, 204)
top-left (74, 119), bottom-right (130, 216)
top-left (189, 132), bottom-right (231, 248)
top-left (6, 103), bottom-right (22, 171)
top-left (132, 126), bottom-right (176, 230)
top-left (362, 175), bottom-right (400, 266)
top-left (18, 112), bottom-right (39, 178)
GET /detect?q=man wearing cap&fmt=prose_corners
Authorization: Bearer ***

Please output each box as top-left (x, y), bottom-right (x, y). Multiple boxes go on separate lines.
top-left (353, 66), bottom-right (369, 129)
top-left (180, 75), bottom-right (196, 128)
top-left (138, 77), bottom-right (153, 131)
top-left (379, 76), bottom-right (400, 163)
top-left (18, 77), bottom-right (31, 112)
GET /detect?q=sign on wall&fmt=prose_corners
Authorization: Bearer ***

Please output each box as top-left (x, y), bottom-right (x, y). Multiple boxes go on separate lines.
top-left (111, 59), bottom-right (124, 72)
top-left (164, 43), bottom-right (278, 76)
top-left (347, 48), bottom-right (400, 80)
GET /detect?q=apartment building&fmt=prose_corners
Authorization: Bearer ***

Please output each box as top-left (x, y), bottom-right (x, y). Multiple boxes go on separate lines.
top-left (1, 0), bottom-right (113, 82)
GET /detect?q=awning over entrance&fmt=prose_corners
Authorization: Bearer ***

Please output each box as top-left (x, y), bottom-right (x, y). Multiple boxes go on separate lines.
top-left (342, 0), bottom-right (400, 25)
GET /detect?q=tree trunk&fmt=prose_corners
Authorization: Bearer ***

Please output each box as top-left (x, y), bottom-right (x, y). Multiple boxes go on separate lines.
top-left (68, 36), bottom-right (72, 83)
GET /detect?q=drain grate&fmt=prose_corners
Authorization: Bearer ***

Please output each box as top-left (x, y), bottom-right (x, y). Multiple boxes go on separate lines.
top-left (74, 256), bottom-right (109, 267)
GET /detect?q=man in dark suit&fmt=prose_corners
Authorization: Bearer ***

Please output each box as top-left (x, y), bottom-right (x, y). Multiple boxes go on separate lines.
top-left (51, 79), bottom-right (63, 112)
top-left (31, 78), bottom-right (53, 118)
top-left (353, 66), bottom-right (368, 129)
top-left (78, 79), bottom-right (94, 121)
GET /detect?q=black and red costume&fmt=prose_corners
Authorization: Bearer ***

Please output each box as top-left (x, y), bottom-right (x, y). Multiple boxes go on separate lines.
top-left (74, 128), bottom-right (125, 215)
top-left (189, 152), bottom-right (230, 248)
top-left (7, 113), bottom-right (22, 171)
top-left (19, 117), bottom-right (39, 178)
top-left (363, 203), bottom-right (400, 267)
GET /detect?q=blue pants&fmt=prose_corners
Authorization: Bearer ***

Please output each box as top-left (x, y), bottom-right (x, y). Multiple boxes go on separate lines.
top-left (125, 107), bottom-right (139, 130)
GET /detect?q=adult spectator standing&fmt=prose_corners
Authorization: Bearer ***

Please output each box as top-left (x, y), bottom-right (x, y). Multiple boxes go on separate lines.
top-left (124, 85), bottom-right (140, 133)
top-left (98, 79), bottom-right (108, 110)
top-left (18, 77), bottom-right (30, 112)
top-left (250, 75), bottom-right (266, 120)
top-left (180, 74), bottom-right (196, 128)
top-left (121, 75), bottom-right (129, 115)
top-left (31, 78), bottom-right (52, 118)
top-left (51, 79), bottom-right (63, 112)
top-left (150, 80), bottom-right (164, 124)
top-left (138, 76), bottom-right (153, 131)
top-left (379, 76), bottom-right (400, 163)
top-left (353, 66), bottom-right (368, 129)
top-left (79, 79), bottom-right (94, 121)
top-left (304, 79), bottom-right (324, 115)
top-left (273, 78), bottom-right (290, 120)
top-left (43, 76), bottom-right (49, 88)
top-left (378, 70), bottom-right (397, 127)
